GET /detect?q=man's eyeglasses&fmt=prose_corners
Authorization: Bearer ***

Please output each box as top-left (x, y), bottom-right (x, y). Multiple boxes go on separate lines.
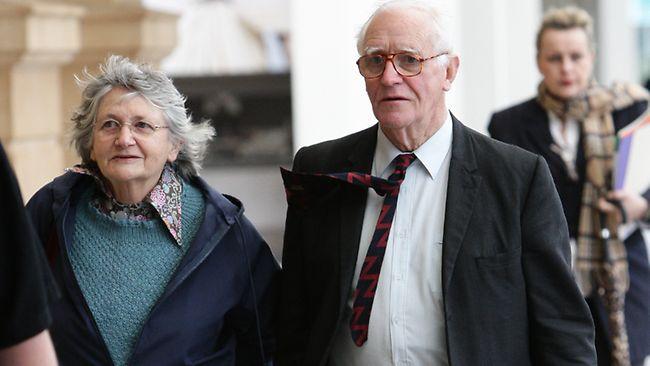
top-left (95, 119), bottom-right (169, 138)
top-left (356, 52), bottom-right (448, 79)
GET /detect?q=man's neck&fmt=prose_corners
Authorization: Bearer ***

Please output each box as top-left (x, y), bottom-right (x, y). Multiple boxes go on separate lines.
top-left (381, 110), bottom-right (449, 152)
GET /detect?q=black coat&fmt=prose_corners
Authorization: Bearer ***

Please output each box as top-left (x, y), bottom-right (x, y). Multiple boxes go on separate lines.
top-left (489, 97), bottom-right (650, 366)
top-left (278, 116), bottom-right (596, 366)
top-left (488, 97), bottom-right (650, 237)
top-left (0, 142), bottom-right (56, 348)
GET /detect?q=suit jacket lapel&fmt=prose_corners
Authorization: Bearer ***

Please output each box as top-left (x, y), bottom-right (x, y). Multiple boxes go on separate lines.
top-left (442, 117), bottom-right (482, 294)
top-left (338, 125), bottom-right (377, 307)
top-left (525, 100), bottom-right (565, 169)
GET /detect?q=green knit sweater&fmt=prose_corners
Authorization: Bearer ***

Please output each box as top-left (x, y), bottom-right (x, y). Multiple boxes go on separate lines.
top-left (69, 182), bottom-right (205, 366)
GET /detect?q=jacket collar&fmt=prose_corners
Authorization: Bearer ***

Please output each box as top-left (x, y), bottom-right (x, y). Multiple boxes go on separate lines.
top-left (189, 175), bottom-right (243, 225)
top-left (68, 164), bottom-right (186, 246)
top-left (50, 171), bottom-right (244, 227)
top-left (525, 99), bottom-right (566, 168)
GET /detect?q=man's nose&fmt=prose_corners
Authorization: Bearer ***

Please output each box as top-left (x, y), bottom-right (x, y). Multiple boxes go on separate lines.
top-left (380, 59), bottom-right (403, 85)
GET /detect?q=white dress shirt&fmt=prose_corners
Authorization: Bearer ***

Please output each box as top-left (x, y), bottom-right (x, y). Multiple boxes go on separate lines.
top-left (548, 111), bottom-right (580, 182)
top-left (329, 114), bottom-right (453, 366)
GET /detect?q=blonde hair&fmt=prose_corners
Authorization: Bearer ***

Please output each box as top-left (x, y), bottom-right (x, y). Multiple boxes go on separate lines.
top-left (536, 6), bottom-right (594, 55)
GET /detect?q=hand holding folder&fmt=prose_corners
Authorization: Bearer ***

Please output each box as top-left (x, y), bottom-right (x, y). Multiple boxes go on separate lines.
top-left (614, 111), bottom-right (650, 192)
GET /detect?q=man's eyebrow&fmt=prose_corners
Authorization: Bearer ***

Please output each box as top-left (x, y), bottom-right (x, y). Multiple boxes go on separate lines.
top-left (362, 46), bottom-right (420, 55)
top-left (363, 46), bottom-right (385, 55)
top-left (400, 47), bottom-right (419, 54)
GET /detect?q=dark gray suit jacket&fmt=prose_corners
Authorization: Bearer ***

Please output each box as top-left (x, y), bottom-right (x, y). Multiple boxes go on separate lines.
top-left (278, 116), bottom-right (596, 366)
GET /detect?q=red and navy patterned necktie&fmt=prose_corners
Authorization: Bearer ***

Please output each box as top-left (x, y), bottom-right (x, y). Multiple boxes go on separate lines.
top-left (280, 153), bottom-right (417, 346)
top-left (347, 153), bottom-right (416, 346)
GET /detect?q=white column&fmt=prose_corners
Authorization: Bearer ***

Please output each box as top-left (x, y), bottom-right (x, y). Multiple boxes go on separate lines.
top-left (451, 0), bottom-right (541, 133)
top-left (290, 0), bottom-right (377, 151)
top-left (598, 0), bottom-right (639, 85)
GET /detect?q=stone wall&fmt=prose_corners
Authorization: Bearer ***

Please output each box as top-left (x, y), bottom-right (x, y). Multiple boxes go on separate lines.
top-left (0, 0), bottom-right (177, 199)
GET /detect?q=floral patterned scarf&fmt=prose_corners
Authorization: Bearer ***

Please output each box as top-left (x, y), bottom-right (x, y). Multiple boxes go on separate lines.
top-left (68, 163), bottom-right (185, 246)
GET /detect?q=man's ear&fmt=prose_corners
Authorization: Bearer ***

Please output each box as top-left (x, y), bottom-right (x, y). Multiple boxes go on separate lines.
top-left (442, 55), bottom-right (460, 92)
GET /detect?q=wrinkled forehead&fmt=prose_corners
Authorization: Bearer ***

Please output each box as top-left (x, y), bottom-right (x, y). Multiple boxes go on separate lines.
top-left (96, 86), bottom-right (166, 122)
top-left (97, 87), bottom-right (139, 109)
top-left (360, 9), bottom-right (435, 56)
top-left (99, 87), bottom-right (161, 111)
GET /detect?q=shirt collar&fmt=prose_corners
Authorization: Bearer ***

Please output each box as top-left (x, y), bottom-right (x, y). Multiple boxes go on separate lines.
top-left (373, 112), bottom-right (453, 180)
top-left (67, 163), bottom-right (185, 246)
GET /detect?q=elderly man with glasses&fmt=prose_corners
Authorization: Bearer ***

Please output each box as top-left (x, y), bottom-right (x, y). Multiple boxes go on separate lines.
top-left (277, 1), bottom-right (596, 365)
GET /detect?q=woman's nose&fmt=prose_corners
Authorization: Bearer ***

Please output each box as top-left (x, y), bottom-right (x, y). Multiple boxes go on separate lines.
top-left (560, 56), bottom-right (573, 72)
top-left (114, 124), bottom-right (136, 147)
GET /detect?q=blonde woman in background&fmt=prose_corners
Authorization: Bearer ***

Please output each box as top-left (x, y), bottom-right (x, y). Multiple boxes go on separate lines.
top-left (489, 7), bottom-right (650, 366)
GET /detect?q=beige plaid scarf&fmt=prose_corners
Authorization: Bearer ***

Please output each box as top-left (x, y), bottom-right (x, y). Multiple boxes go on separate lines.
top-left (538, 81), bottom-right (648, 366)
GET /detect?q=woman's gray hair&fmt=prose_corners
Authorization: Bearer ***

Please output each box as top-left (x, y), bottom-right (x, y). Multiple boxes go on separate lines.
top-left (71, 55), bottom-right (215, 178)
top-left (536, 6), bottom-right (595, 55)
top-left (356, 0), bottom-right (454, 63)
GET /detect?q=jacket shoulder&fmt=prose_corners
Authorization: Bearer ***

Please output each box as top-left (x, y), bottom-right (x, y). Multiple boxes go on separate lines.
top-left (189, 176), bottom-right (243, 223)
top-left (612, 99), bottom-right (648, 131)
top-left (26, 172), bottom-right (87, 245)
top-left (467, 124), bottom-right (539, 165)
top-left (293, 125), bottom-right (376, 173)
top-left (458, 124), bottom-right (553, 216)
top-left (27, 172), bottom-right (84, 209)
top-left (488, 98), bottom-right (541, 134)
top-left (460, 123), bottom-right (543, 186)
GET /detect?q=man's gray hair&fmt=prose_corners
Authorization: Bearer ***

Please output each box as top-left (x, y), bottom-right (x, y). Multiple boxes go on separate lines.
top-left (356, 0), bottom-right (454, 61)
top-left (71, 55), bottom-right (215, 178)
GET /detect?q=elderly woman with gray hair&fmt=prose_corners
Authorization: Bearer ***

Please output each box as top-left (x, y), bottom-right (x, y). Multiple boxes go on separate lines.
top-left (26, 55), bottom-right (279, 366)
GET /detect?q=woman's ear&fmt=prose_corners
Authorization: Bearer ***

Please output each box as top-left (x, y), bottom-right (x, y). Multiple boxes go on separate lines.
top-left (167, 141), bottom-right (182, 163)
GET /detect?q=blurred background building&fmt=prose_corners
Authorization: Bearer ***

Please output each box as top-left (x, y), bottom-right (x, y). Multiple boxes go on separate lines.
top-left (1, 0), bottom-right (649, 262)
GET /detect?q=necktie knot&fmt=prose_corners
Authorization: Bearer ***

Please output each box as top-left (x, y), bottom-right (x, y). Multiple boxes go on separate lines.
top-left (281, 154), bottom-right (417, 207)
top-left (388, 153), bottom-right (417, 184)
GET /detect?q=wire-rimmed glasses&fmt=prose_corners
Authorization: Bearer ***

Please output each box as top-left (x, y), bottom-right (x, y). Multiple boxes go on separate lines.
top-left (94, 119), bottom-right (169, 138)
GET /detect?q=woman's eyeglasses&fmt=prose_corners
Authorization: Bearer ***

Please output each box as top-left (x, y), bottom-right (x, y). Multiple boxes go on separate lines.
top-left (95, 119), bottom-right (169, 138)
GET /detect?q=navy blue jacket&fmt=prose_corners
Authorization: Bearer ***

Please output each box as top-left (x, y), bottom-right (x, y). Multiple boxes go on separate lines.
top-left (26, 172), bottom-right (279, 366)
